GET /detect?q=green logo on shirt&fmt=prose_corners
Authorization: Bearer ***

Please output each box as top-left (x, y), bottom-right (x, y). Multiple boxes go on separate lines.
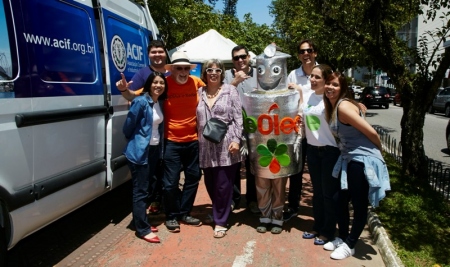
top-left (306, 115), bottom-right (321, 131)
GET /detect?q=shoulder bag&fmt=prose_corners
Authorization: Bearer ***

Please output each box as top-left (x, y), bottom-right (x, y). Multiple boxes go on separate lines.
top-left (202, 97), bottom-right (228, 144)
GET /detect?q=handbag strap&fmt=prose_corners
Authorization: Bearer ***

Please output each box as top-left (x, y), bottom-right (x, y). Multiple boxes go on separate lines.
top-left (203, 86), bottom-right (230, 126)
top-left (203, 89), bottom-right (210, 120)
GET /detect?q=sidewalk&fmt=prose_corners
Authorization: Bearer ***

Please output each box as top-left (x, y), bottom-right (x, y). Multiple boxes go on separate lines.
top-left (66, 171), bottom-right (387, 267)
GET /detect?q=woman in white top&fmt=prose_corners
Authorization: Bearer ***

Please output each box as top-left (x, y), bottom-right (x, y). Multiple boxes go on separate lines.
top-left (300, 64), bottom-right (340, 246)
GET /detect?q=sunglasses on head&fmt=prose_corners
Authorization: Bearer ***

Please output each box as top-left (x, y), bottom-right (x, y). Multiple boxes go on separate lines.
top-left (232, 54), bottom-right (248, 61)
top-left (206, 68), bottom-right (222, 74)
top-left (175, 66), bottom-right (191, 71)
top-left (299, 48), bottom-right (314, 54)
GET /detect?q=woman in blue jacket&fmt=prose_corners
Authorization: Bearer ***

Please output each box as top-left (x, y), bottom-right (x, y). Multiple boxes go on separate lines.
top-left (122, 72), bottom-right (167, 243)
top-left (323, 71), bottom-right (390, 260)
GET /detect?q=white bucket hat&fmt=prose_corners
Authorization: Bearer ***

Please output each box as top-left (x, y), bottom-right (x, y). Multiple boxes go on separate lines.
top-left (164, 51), bottom-right (197, 71)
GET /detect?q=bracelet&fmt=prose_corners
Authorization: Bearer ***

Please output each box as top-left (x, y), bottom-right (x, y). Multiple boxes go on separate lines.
top-left (119, 88), bottom-right (127, 93)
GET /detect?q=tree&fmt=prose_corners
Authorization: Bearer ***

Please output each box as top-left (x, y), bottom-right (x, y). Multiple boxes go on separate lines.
top-left (223, 0), bottom-right (238, 17)
top-left (270, 0), bottom-right (450, 184)
top-left (141, 0), bottom-right (277, 56)
top-left (269, 0), bottom-right (373, 71)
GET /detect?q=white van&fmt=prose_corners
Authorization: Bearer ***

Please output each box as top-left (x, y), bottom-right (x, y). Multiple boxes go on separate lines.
top-left (0, 0), bottom-right (159, 262)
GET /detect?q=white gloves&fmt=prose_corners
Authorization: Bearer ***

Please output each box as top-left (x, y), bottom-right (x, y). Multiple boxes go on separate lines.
top-left (240, 135), bottom-right (248, 157)
top-left (293, 133), bottom-right (302, 164)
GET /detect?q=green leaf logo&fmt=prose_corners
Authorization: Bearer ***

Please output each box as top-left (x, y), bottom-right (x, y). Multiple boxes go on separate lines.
top-left (305, 115), bottom-right (321, 131)
top-left (256, 138), bottom-right (290, 173)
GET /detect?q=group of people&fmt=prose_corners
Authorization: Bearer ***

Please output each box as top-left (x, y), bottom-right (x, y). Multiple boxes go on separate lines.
top-left (117, 39), bottom-right (390, 261)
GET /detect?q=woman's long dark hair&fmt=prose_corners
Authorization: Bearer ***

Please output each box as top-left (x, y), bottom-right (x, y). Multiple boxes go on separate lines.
top-left (143, 71), bottom-right (168, 100)
top-left (324, 71), bottom-right (360, 123)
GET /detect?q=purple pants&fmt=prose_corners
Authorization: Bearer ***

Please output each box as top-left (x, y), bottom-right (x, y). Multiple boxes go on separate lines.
top-left (203, 163), bottom-right (240, 227)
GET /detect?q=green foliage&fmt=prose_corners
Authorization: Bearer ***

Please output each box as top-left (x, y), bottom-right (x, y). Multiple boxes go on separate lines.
top-left (144, 0), bottom-right (277, 55)
top-left (376, 154), bottom-right (450, 266)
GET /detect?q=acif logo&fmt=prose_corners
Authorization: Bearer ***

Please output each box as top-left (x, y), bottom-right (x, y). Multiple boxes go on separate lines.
top-left (111, 35), bottom-right (126, 72)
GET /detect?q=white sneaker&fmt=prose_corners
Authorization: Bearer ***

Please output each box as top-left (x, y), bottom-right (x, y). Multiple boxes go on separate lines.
top-left (330, 243), bottom-right (355, 260)
top-left (323, 237), bottom-right (344, 251)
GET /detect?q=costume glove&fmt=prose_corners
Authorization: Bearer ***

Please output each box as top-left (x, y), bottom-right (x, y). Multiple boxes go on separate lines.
top-left (240, 135), bottom-right (248, 157)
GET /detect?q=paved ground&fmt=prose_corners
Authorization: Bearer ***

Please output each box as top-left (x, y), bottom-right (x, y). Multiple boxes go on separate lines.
top-left (55, 170), bottom-right (385, 267)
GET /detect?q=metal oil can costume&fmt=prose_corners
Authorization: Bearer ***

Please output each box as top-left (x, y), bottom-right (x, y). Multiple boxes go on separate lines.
top-left (242, 44), bottom-right (302, 233)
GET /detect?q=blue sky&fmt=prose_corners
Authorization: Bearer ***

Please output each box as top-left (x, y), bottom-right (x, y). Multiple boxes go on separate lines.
top-left (211, 0), bottom-right (274, 26)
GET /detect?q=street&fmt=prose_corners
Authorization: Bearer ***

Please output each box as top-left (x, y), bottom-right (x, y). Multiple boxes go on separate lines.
top-left (364, 103), bottom-right (450, 166)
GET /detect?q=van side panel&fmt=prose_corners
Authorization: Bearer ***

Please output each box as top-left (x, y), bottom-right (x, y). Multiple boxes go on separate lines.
top-left (98, 0), bottom-right (152, 188)
top-left (0, 0), bottom-right (161, 252)
top-left (1, 0), bottom-right (108, 249)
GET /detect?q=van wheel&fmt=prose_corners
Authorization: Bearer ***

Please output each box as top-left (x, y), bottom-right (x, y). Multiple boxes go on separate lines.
top-left (0, 226), bottom-right (7, 266)
top-left (446, 106), bottom-right (450, 117)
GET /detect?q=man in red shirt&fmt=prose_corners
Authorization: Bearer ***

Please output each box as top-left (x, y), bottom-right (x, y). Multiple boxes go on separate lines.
top-left (162, 51), bottom-right (206, 232)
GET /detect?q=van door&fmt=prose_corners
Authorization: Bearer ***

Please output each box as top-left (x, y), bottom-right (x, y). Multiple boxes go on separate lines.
top-left (97, 0), bottom-right (155, 188)
top-left (1, 0), bottom-right (109, 249)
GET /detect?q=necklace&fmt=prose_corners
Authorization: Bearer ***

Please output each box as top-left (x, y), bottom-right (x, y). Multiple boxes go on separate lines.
top-left (206, 87), bottom-right (221, 99)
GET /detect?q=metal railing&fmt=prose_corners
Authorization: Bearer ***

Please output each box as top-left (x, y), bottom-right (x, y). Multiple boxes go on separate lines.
top-left (374, 126), bottom-right (450, 201)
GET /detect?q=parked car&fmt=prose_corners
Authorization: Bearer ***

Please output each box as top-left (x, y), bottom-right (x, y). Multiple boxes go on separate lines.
top-left (386, 87), bottom-right (395, 102)
top-left (393, 92), bottom-right (402, 106)
top-left (359, 86), bottom-right (390, 109)
top-left (429, 87), bottom-right (450, 116)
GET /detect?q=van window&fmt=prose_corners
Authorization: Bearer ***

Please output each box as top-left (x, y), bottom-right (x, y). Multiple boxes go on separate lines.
top-left (0, 1), bottom-right (17, 81)
top-left (0, 0), bottom-right (17, 98)
top-left (24, 1), bottom-right (97, 84)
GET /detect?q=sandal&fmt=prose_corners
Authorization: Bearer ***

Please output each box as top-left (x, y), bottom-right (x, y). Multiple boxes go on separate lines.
top-left (270, 225), bottom-right (282, 234)
top-left (256, 223), bottom-right (271, 233)
top-left (214, 227), bottom-right (227, 238)
top-left (302, 231), bottom-right (318, 239)
top-left (314, 236), bottom-right (328, 245)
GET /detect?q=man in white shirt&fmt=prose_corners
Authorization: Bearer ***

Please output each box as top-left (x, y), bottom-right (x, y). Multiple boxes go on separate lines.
top-left (284, 39), bottom-right (318, 221)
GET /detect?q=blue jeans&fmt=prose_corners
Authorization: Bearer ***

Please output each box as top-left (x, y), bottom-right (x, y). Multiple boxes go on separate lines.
top-left (162, 140), bottom-right (201, 220)
top-left (337, 161), bottom-right (369, 249)
top-left (307, 144), bottom-right (340, 240)
top-left (127, 145), bottom-right (159, 237)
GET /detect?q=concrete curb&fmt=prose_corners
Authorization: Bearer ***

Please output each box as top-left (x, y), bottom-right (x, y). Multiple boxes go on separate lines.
top-left (367, 209), bottom-right (405, 267)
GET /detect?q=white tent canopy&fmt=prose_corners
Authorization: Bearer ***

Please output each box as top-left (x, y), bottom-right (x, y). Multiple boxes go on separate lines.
top-left (168, 29), bottom-right (256, 64)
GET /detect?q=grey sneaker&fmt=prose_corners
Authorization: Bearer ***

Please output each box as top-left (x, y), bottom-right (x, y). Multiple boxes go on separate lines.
top-left (165, 219), bottom-right (180, 233)
top-left (324, 237), bottom-right (344, 251)
top-left (181, 215), bottom-right (202, 226)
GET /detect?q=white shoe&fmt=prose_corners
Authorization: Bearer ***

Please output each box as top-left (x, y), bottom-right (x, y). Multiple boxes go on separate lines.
top-left (323, 237), bottom-right (344, 251)
top-left (330, 242), bottom-right (355, 260)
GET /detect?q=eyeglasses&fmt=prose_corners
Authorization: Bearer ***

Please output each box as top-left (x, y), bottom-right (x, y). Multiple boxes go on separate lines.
top-left (299, 48), bottom-right (314, 54)
top-left (175, 66), bottom-right (191, 71)
top-left (206, 68), bottom-right (223, 74)
top-left (232, 54), bottom-right (248, 61)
